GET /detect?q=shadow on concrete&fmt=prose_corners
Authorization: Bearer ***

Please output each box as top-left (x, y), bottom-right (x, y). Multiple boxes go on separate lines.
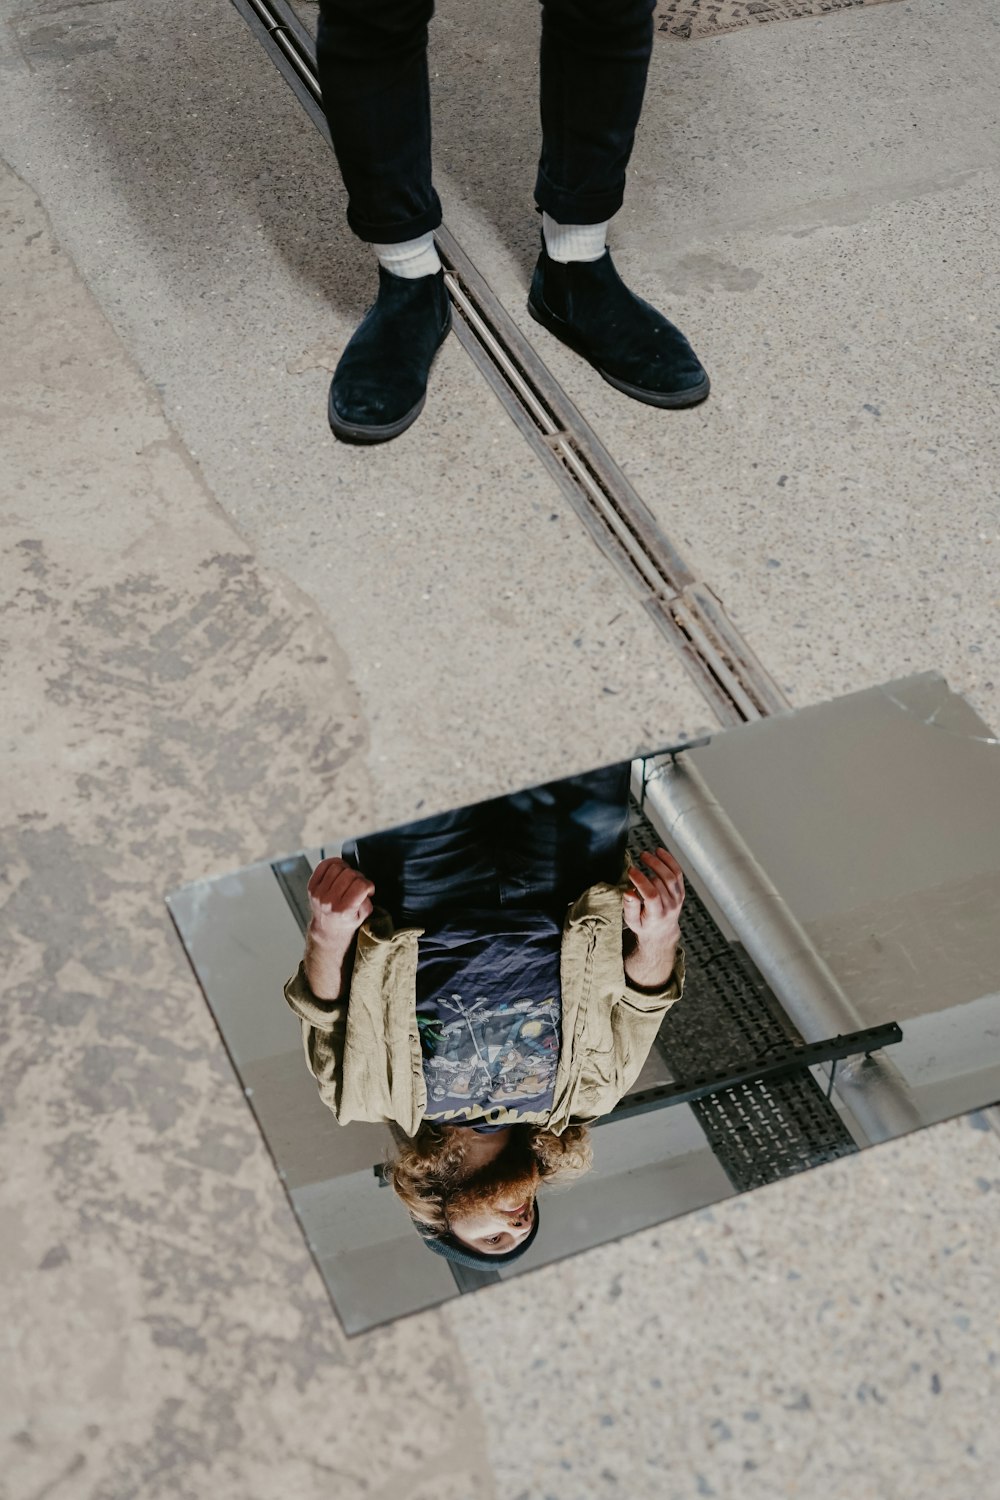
top-left (10, 0), bottom-right (370, 318)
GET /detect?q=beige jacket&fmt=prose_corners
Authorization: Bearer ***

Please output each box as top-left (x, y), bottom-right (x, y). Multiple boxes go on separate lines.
top-left (284, 881), bottom-right (685, 1138)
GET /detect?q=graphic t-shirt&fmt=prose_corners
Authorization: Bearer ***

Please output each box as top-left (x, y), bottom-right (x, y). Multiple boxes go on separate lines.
top-left (415, 909), bottom-right (562, 1125)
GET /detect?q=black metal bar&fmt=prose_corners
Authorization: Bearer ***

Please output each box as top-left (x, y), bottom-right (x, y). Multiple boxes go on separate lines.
top-left (264, 0), bottom-right (317, 55)
top-left (601, 1022), bottom-right (904, 1124)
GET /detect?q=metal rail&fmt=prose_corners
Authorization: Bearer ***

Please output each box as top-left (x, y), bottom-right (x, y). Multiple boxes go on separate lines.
top-left (602, 1023), bottom-right (903, 1123)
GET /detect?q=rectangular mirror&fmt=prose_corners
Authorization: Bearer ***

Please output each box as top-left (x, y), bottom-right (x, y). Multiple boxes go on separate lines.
top-left (167, 673), bottom-right (1000, 1333)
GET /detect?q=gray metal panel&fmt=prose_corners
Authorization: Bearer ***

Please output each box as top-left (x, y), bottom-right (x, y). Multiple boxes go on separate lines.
top-left (676, 673), bottom-right (1000, 1126)
top-left (689, 673), bottom-right (1000, 922)
top-left (806, 872), bottom-right (1000, 1026)
top-left (313, 1237), bottom-right (459, 1337)
top-left (240, 1050), bottom-right (387, 1190)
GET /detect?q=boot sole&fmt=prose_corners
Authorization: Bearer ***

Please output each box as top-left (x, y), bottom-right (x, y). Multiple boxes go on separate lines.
top-left (526, 296), bottom-right (710, 409)
top-left (328, 304), bottom-right (454, 445)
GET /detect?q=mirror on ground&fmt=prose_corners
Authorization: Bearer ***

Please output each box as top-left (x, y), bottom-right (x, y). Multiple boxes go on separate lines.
top-left (167, 673), bottom-right (1000, 1334)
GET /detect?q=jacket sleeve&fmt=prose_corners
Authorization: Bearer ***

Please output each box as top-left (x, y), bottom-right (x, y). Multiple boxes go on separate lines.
top-left (283, 960), bottom-right (348, 1120)
top-left (622, 943), bottom-right (687, 1008)
top-left (557, 881), bottom-right (688, 1125)
top-left (612, 943), bottom-right (686, 1101)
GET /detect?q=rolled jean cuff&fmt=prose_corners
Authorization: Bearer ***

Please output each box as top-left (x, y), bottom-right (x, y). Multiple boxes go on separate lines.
top-left (533, 169), bottom-right (625, 227)
top-left (346, 192), bottom-right (444, 246)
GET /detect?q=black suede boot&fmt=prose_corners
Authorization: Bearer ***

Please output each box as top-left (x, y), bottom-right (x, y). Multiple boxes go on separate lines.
top-left (328, 265), bottom-right (452, 444)
top-left (527, 236), bottom-right (709, 408)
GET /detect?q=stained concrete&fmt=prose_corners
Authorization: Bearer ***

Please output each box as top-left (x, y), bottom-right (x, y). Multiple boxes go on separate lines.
top-left (3, 0), bottom-right (1000, 1495)
top-left (0, 158), bottom-right (493, 1500)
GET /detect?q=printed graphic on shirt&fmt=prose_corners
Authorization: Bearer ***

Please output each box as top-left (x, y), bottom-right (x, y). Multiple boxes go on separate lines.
top-left (419, 992), bottom-right (561, 1121)
top-left (414, 909), bottom-right (563, 1123)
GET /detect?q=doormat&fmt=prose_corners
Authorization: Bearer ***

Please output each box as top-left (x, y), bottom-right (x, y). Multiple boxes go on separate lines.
top-left (656, 0), bottom-right (900, 41)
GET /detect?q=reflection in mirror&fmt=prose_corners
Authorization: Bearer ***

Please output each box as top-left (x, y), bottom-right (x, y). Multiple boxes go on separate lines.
top-left (168, 674), bottom-right (1000, 1333)
top-left (291, 759), bottom-right (684, 1269)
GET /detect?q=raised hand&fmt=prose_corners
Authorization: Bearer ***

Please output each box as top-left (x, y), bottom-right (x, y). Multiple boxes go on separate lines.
top-left (307, 857), bottom-right (375, 950)
top-left (623, 847), bottom-right (684, 952)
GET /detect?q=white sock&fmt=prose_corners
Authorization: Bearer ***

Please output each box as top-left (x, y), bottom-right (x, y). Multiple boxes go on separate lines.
top-left (542, 213), bottom-right (609, 264)
top-left (372, 231), bottom-right (442, 279)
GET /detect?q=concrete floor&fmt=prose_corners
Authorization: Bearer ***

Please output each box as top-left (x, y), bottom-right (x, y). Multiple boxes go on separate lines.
top-left (1, 0), bottom-right (998, 1496)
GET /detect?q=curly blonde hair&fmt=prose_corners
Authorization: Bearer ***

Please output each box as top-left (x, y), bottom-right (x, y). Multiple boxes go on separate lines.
top-left (384, 1122), bottom-right (593, 1236)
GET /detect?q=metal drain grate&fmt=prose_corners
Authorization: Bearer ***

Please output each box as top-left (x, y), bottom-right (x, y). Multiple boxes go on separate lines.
top-left (228, 0), bottom-right (788, 728)
top-left (694, 1076), bottom-right (858, 1190)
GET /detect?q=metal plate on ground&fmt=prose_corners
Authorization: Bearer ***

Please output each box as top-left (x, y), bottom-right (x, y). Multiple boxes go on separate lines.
top-left (167, 676), bottom-right (1000, 1334)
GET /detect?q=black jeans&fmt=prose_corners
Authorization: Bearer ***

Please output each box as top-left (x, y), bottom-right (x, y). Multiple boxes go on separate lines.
top-left (343, 762), bottom-right (631, 923)
top-left (315, 0), bottom-right (658, 244)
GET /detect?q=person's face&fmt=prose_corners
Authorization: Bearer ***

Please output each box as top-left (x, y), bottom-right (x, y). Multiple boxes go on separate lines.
top-left (445, 1140), bottom-right (540, 1255)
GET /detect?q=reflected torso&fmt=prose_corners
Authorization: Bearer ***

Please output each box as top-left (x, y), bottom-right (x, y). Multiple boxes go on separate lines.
top-left (415, 909), bottom-right (563, 1126)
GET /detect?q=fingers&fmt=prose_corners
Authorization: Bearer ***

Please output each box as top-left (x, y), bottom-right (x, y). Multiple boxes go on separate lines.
top-left (626, 848), bottom-right (685, 935)
top-left (339, 876), bottom-right (375, 921)
top-left (639, 848), bottom-right (685, 906)
top-left (307, 856), bottom-right (343, 899)
top-left (332, 867), bottom-right (373, 909)
top-left (310, 863), bottom-right (343, 908)
top-left (308, 857), bottom-right (374, 915)
top-left (622, 888), bottom-right (644, 934)
top-left (639, 847), bottom-right (680, 882)
top-left (627, 865), bottom-right (662, 907)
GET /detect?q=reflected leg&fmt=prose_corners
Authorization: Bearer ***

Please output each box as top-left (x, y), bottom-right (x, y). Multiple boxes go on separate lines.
top-left (488, 761), bottom-right (632, 910)
top-left (343, 802), bottom-right (499, 922)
